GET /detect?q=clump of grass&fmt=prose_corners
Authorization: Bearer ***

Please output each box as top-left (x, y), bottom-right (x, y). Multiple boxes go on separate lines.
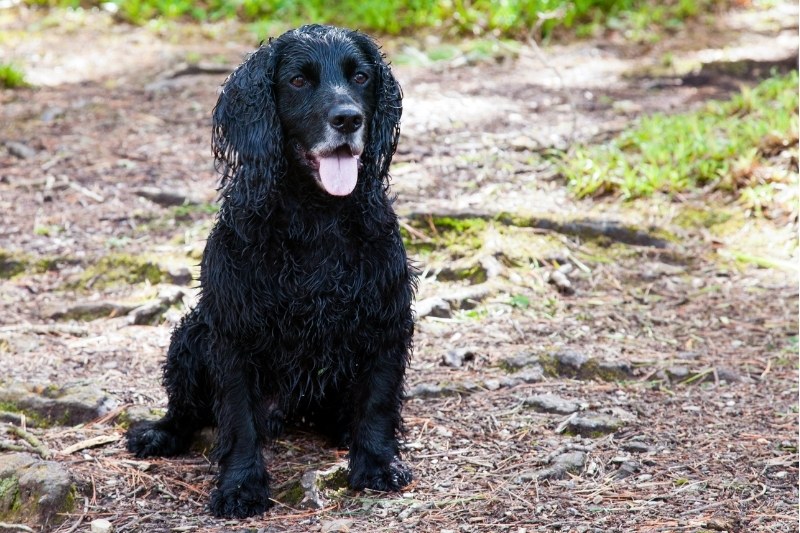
top-left (0, 63), bottom-right (29, 89)
top-left (560, 71), bottom-right (799, 205)
top-left (24, 0), bottom-right (728, 39)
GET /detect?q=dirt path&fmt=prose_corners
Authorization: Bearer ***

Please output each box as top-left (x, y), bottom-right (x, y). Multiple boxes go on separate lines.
top-left (0, 4), bottom-right (797, 532)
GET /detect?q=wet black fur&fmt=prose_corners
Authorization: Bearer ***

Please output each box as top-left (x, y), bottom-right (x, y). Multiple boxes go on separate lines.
top-left (126, 25), bottom-right (414, 519)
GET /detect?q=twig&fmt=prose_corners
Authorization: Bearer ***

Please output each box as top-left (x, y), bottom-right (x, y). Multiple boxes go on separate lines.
top-left (399, 220), bottom-right (434, 243)
top-left (0, 523), bottom-right (35, 532)
top-left (60, 435), bottom-right (120, 455)
top-left (68, 181), bottom-right (105, 202)
top-left (0, 441), bottom-right (30, 453)
top-left (7, 426), bottom-right (51, 459)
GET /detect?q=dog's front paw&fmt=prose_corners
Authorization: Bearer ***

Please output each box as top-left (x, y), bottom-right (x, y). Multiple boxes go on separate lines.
top-left (209, 467), bottom-right (273, 518)
top-left (126, 422), bottom-right (187, 458)
top-left (349, 456), bottom-right (412, 492)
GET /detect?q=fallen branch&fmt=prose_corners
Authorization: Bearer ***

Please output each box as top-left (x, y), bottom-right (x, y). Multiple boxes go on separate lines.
top-left (7, 426), bottom-right (51, 459)
top-left (403, 209), bottom-right (671, 248)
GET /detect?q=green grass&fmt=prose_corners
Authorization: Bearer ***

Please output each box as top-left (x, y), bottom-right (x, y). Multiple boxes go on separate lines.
top-left (0, 63), bottom-right (29, 89)
top-left (24, 0), bottom-right (728, 38)
top-left (560, 71), bottom-right (799, 202)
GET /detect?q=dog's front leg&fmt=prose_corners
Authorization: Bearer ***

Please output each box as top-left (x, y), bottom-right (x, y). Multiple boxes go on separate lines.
top-left (347, 347), bottom-right (412, 492)
top-left (208, 353), bottom-right (272, 518)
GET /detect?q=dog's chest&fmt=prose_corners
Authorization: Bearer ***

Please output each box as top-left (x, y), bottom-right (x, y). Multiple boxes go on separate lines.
top-left (272, 232), bottom-right (390, 321)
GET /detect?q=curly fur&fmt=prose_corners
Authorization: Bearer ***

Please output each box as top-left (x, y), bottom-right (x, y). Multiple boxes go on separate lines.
top-left (126, 25), bottom-right (415, 519)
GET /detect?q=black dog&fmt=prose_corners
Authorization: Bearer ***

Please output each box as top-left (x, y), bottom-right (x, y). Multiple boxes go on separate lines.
top-left (127, 25), bottom-right (415, 518)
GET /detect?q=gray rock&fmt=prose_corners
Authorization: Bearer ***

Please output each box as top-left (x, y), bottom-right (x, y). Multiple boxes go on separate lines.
top-left (91, 518), bottom-right (115, 533)
top-left (321, 519), bottom-right (354, 533)
top-left (621, 441), bottom-right (652, 453)
top-left (0, 452), bottom-right (76, 529)
top-left (442, 347), bottom-right (477, 368)
top-left (613, 460), bottom-right (641, 479)
top-left (666, 366), bottom-right (690, 380)
top-left (128, 302), bottom-right (166, 325)
top-left (716, 366), bottom-right (740, 383)
top-left (406, 383), bottom-right (450, 399)
top-left (499, 352), bottom-right (540, 372)
top-left (5, 141), bottom-right (37, 159)
top-left (414, 296), bottom-right (452, 319)
top-left (564, 414), bottom-right (624, 437)
top-left (555, 349), bottom-right (589, 369)
top-left (524, 393), bottom-right (581, 415)
top-left (517, 451), bottom-right (586, 481)
top-left (0, 382), bottom-right (119, 426)
top-left (167, 266), bottom-right (193, 285)
top-left (540, 351), bottom-right (633, 381)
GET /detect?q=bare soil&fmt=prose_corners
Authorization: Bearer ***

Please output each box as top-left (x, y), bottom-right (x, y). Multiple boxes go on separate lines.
top-left (0, 4), bottom-right (797, 532)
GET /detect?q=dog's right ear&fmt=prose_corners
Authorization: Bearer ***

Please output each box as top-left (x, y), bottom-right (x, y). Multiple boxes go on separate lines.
top-left (212, 40), bottom-right (286, 223)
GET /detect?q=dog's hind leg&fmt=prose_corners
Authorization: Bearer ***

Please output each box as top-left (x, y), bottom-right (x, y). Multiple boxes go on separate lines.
top-left (126, 310), bottom-right (213, 457)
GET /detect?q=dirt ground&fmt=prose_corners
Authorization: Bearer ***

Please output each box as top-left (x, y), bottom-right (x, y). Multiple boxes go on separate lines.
top-left (0, 3), bottom-right (798, 532)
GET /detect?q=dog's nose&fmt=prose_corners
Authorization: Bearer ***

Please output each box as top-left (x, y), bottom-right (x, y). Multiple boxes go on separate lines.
top-left (329, 105), bottom-right (364, 134)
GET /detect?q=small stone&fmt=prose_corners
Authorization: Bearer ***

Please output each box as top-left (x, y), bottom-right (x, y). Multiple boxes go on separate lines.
top-left (555, 350), bottom-right (588, 369)
top-left (406, 383), bottom-right (447, 399)
top-left (414, 296), bottom-right (452, 319)
top-left (524, 394), bottom-right (580, 415)
top-left (621, 441), bottom-right (652, 453)
top-left (91, 518), bottom-right (114, 533)
top-left (666, 366), bottom-right (690, 379)
top-left (483, 379), bottom-right (500, 391)
top-left (5, 141), bottom-right (37, 159)
top-left (167, 266), bottom-right (193, 285)
top-left (321, 519), bottom-right (353, 533)
top-left (525, 451), bottom-right (587, 481)
top-left (283, 463), bottom-right (348, 509)
top-left (500, 352), bottom-right (539, 372)
top-left (128, 302), bottom-right (166, 325)
top-left (565, 415), bottom-right (624, 437)
top-left (442, 347), bottom-right (477, 368)
top-left (715, 366), bottom-right (740, 383)
top-left (613, 460), bottom-right (640, 479)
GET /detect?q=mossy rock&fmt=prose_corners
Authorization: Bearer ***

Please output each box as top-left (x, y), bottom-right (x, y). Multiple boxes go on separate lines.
top-left (276, 463), bottom-right (349, 509)
top-left (0, 453), bottom-right (76, 529)
top-left (0, 249), bottom-right (28, 279)
top-left (0, 382), bottom-right (119, 427)
top-left (538, 350), bottom-right (633, 382)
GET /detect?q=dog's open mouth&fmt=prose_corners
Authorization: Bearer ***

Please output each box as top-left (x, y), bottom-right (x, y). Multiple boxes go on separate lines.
top-left (314, 145), bottom-right (360, 196)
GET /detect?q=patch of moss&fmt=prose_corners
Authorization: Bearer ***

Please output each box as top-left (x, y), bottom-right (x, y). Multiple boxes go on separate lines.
top-left (437, 263), bottom-right (488, 284)
top-left (70, 253), bottom-right (166, 290)
top-left (0, 249), bottom-right (28, 279)
top-left (538, 354), bottom-right (632, 382)
top-left (0, 401), bottom-right (48, 428)
top-left (0, 476), bottom-right (21, 517)
top-left (674, 206), bottom-right (736, 231)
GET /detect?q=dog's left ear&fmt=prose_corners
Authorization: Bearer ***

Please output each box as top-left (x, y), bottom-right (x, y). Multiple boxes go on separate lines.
top-left (351, 32), bottom-right (403, 181)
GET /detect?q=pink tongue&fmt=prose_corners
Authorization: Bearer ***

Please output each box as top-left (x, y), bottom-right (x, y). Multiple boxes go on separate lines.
top-left (318, 154), bottom-right (359, 196)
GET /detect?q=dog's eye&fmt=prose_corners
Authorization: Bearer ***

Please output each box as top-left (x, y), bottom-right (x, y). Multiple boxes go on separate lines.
top-left (290, 76), bottom-right (307, 88)
top-left (353, 72), bottom-right (368, 85)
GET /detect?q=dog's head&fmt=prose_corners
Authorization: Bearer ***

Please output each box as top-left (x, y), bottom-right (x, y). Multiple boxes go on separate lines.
top-left (213, 25), bottom-right (402, 210)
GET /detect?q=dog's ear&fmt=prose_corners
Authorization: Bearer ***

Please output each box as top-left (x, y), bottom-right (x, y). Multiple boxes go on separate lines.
top-left (212, 40), bottom-right (286, 221)
top-left (352, 32), bottom-right (403, 182)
